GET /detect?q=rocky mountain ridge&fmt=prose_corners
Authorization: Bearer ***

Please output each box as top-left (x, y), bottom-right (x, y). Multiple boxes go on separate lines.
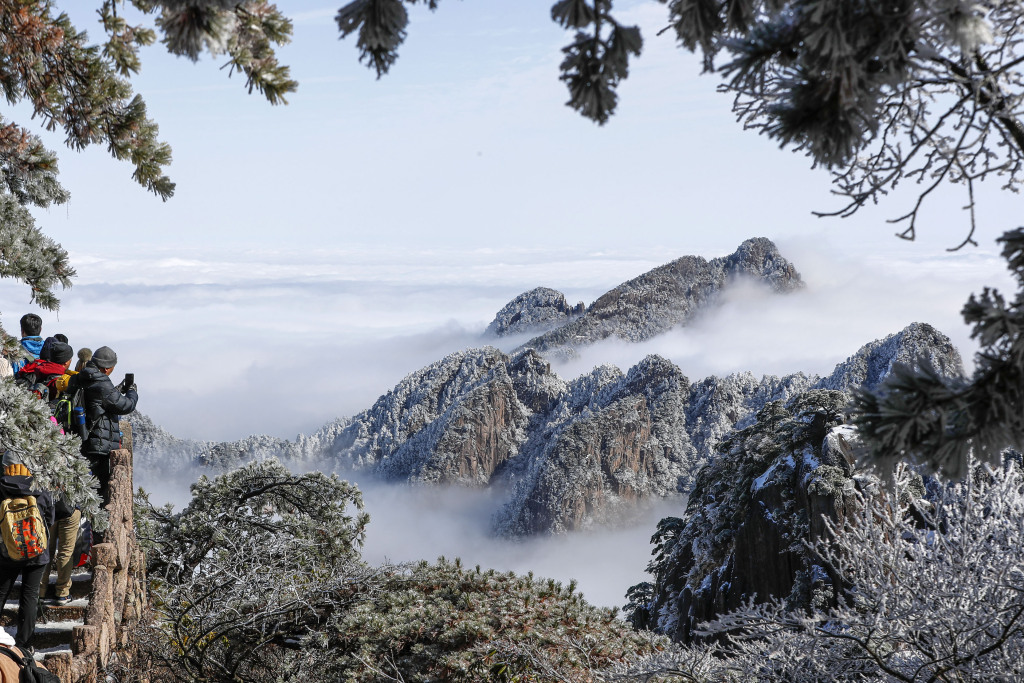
top-left (513, 237), bottom-right (803, 357)
top-left (486, 287), bottom-right (585, 337)
top-left (132, 322), bottom-right (962, 537)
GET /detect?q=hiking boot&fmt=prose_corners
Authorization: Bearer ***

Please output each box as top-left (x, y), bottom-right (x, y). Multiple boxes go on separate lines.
top-left (48, 595), bottom-right (71, 607)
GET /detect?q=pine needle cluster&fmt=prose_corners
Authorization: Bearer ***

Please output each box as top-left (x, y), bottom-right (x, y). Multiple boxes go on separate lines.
top-left (853, 228), bottom-right (1024, 478)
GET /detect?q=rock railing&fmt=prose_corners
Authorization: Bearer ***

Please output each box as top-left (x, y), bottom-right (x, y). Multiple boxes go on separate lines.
top-left (43, 421), bottom-right (149, 682)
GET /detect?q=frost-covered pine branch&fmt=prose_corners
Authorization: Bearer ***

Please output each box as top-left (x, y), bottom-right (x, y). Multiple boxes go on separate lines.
top-left (853, 228), bottom-right (1024, 478)
top-left (615, 462), bottom-right (1024, 682)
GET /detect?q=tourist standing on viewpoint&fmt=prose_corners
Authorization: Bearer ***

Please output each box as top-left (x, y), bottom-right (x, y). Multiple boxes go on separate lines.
top-left (75, 346), bottom-right (137, 506)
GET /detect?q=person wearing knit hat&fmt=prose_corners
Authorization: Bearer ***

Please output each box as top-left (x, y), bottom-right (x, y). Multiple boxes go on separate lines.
top-left (49, 343), bottom-right (79, 399)
top-left (77, 346), bottom-right (137, 505)
top-left (0, 451), bottom-right (56, 652)
top-left (15, 341), bottom-right (74, 402)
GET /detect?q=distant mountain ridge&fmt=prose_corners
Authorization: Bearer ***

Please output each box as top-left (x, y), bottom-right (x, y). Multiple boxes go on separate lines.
top-left (132, 322), bottom-right (963, 537)
top-left (131, 240), bottom-right (963, 537)
top-left (512, 237), bottom-right (802, 356)
top-left (486, 287), bottom-right (585, 337)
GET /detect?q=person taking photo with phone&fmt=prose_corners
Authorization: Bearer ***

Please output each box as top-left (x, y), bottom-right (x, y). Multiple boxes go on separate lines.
top-left (72, 346), bottom-right (137, 507)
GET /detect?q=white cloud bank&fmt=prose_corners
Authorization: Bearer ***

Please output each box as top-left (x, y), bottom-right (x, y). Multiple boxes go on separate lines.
top-left (2, 238), bottom-right (1011, 441)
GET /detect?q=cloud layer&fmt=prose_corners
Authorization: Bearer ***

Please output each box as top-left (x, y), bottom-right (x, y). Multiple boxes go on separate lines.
top-left (45, 236), bottom-right (1013, 611)
top-left (3, 239), bottom-right (1010, 442)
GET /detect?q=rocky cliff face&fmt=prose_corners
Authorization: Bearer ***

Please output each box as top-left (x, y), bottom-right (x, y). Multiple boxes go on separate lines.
top-left (626, 324), bottom-right (963, 643)
top-left (132, 321), bottom-right (963, 540)
top-left (486, 287), bottom-right (585, 337)
top-left (629, 392), bottom-right (878, 643)
top-left (517, 238), bottom-right (803, 357)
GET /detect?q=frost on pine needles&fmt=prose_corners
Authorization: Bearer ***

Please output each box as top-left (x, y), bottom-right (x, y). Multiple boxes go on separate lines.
top-left (615, 462), bottom-right (1024, 681)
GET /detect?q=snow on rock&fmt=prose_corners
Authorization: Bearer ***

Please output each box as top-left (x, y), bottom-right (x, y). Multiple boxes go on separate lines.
top-left (486, 287), bottom-right (585, 337)
top-left (515, 237), bottom-right (803, 357)
top-left (818, 321), bottom-right (964, 391)
top-left (130, 317), bottom-right (964, 540)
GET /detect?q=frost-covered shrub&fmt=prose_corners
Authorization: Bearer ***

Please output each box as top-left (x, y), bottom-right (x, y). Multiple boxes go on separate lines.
top-left (296, 557), bottom-right (667, 682)
top-left (614, 463), bottom-right (1024, 682)
top-left (138, 459), bottom-right (668, 682)
top-left (139, 459), bottom-right (371, 681)
top-left (0, 377), bottom-right (106, 529)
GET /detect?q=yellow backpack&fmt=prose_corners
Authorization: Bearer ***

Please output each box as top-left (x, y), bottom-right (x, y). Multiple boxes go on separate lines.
top-left (0, 496), bottom-right (48, 561)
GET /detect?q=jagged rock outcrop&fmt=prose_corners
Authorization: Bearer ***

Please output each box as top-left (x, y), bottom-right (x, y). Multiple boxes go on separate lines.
top-left (486, 287), bottom-right (585, 337)
top-left (627, 325), bottom-right (965, 643)
top-left (632, 394), bottom-right (885, 644)
top-left (818, 321), bottom-right (965, 391)
top-left (517, 238), bottom-right (803, 357)
top-left (132, 320), bottom-right (965, 540)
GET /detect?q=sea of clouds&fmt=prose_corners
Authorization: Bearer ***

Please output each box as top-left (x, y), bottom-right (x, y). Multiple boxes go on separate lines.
top-left (1, 237), bottom-right (1014, 607)
top-left (6, 237), bottom-right (1004, 442)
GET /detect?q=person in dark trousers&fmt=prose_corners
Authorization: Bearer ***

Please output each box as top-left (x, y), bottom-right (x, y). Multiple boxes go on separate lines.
top-left (10, 314), bottom-right (43, 374)
top-left (75, 346), bottom-right (137, 506)
top-left (0, 452), bottom-right (56, 653)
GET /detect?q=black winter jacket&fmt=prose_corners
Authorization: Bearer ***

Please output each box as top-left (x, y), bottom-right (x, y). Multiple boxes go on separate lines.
top-left (76, 362), bottom-right (138, 457)
top-left (0, 471), bottom-right (56, 566)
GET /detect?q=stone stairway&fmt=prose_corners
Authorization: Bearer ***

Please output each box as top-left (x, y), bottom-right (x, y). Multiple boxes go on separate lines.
top-left (0, 573), bottom-right (93, 659)
top-left (0, 424), bottom-right (151, 682)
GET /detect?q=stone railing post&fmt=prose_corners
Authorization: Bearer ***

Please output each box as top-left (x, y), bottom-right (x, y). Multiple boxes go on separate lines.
top-left (48, 420), bottom-right (150, 682)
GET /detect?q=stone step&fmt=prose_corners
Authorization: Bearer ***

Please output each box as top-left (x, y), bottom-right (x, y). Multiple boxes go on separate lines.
top-left (40, 573), bottom-right (93, 600)
top-left (0, 570), bottom-right (94, 657)
top-left (1, 599), bottom-right (89, 625)
top-left (2, 619), bottom-right (82, 651)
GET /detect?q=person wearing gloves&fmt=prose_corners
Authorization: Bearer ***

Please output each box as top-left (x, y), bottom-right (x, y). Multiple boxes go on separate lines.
top-left (0, 452), bottom-right (56, 653)
top-left (75, 346), bottom-right (138, 506)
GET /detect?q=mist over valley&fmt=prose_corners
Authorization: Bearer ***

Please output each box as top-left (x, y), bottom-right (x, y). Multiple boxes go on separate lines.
top-left (116, 237), bottom-right (992, 610)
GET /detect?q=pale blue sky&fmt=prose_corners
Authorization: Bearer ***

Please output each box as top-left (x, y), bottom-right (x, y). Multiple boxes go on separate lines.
top-left (28, 0), bottom-right (1018, 255)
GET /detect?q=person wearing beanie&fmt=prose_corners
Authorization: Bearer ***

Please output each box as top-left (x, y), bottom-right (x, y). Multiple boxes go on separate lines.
top-left (75, 346), bottom-right (138, 505)
top-left (49, 343), bottom-right (79, 398)
top-left (15, 341), bottom-right (74, 402)
top-left (0, 452), bottom-right (56, 652)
